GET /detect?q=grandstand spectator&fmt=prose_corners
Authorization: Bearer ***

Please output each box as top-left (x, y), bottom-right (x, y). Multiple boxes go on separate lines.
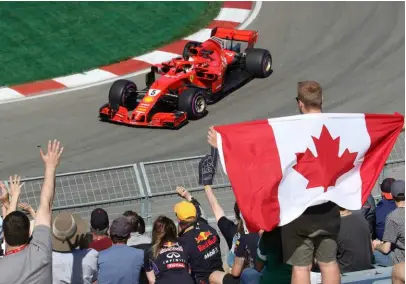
top-left (336, 207), bottom-right (373, 273)
top-left (376, 178), bottom-right (397, 240)
top-left (361, 194), bottom-right (376, 239)
top-left (177, 182), bottom-right (236, 268)
top-left (0, 139), bottom-right (64, 284)
top-left (254, 229), bottom-right (292, 284)
top-left (174, 198), bottom-right (225, 284)
top-left (98, 216), bottom-right (144, 284)
top-left (373, 180), bottom-right (405, 284)
top-left (196, 153), bottom-right (260, 282)
top-left (52, 211), bottom-right (98, 284)
top-left (144, 215), bottom-right (194, 284)
top-left (196, 150), bottom-right (237, 262)
top-left (279, 81), bottom-right (341, 284)
top-left (124, 210), bottom-right (151, 249)
top-left (88, 208), bottom-right (112, 252)
top-left (374, 177), bottom-right (397, 266)
top-left (124, 210), bottom-right (151, 284)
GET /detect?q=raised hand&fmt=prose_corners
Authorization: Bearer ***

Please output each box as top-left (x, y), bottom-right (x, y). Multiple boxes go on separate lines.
top-left (18, 202), bottom-right (36, 218)
top-left (8, 175), bottom-right (24, 198)
top-left (2, 175), bottom-right (25, 215)
top-left (198, 154), bottom-right (217, 186)
top-left (176, 186), bottom-right (192, 201)
top-left (40, 139), bottom-right (64, 168)
top-left (0, 182), bottom-right (9, 206)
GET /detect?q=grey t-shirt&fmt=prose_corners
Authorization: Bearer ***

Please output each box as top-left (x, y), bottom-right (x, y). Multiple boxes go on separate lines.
top-left (0, 225), bottom-right (52, 284)
top-left (383, 207), bottom-right (405, 264)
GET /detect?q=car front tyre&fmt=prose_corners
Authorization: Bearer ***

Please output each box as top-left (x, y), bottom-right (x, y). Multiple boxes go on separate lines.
top-left (178, 88), bottom-right (207, 120)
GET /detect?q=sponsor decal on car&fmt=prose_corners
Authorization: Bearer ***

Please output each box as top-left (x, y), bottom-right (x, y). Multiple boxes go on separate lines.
top-left (148, 89), bottom-right (161, 97)
top-left (137, 107), bottom-right (147, 112)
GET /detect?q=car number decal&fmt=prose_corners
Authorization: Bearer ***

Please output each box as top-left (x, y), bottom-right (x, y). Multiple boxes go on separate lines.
top-left (148, 89), bottom-right (161, 97)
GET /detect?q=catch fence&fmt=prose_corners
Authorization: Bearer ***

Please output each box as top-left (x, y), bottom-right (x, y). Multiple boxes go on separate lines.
top-left (4, 132), bottom-right (405, 229)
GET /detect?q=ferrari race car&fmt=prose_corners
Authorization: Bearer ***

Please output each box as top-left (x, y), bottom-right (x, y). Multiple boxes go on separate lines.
top-left (99, 27), bottom-right (273, 129)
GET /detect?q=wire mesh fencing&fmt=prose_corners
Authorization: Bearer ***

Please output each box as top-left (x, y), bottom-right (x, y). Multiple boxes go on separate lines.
top-left (2, 131), bottom-right (403, 226)
top-left (140, 155), bottom-right (230, 197)
top-left (4, 164), bottom-right (146, 220)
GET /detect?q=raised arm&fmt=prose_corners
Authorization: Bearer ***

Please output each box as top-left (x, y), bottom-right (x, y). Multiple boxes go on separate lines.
top-left (203, 185), bottom-right (225, 222)
top-left (198, 146), bottom-right (225, 222)
top-left (176, 186), bottom-right (206, 221)
top-left (35, 140), bottom-right (64, 228)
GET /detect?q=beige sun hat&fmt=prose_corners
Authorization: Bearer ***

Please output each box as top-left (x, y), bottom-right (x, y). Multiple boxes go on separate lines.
top-left (52, 211), bottom-right (88, 252)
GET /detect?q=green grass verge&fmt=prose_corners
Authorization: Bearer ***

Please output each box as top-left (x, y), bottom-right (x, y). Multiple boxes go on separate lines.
top-left (0, 1), bottom-right (223, 86)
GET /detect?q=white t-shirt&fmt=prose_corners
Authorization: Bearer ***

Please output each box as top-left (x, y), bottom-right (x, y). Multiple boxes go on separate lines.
top-left (52, 248), bottom-right (98, 284)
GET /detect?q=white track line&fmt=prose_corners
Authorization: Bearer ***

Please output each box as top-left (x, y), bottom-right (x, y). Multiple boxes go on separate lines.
top-left (0, 2), bottom-right (263, 106)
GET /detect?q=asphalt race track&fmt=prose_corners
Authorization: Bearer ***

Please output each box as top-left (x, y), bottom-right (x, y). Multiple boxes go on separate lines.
top-left (0, 2), bottom-right (404, 182)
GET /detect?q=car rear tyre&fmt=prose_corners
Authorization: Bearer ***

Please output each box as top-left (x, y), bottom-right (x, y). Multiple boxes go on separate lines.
top-left (178, 88), bottom-right (207, 120)
top-left (108, 79), bottom-right (138, 110)
top-left (245, 48), bottom-right (272, 78)
top-left (183, 41), bottom-right (201, 60)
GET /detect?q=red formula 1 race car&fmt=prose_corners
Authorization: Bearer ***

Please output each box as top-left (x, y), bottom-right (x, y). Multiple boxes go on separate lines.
top-left (99, 27), bottom-right (273, 129)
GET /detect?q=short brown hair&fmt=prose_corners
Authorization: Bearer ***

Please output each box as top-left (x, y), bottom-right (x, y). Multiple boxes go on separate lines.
top-left (297, 81), bottom-right (322, 109)
top-left (123, 210), bottom-right (146, 234)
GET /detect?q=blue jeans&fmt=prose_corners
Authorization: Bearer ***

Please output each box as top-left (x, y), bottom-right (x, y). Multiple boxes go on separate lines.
top-left (240, 268), bottom-right (261, 284)
top-left (374, 250), bottom-right (393, 267)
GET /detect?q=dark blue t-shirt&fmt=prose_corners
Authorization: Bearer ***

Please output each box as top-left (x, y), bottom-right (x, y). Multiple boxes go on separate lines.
top-left (234, 232), bottom-right (259, 268)
top-left (145, 241), bottom-right (194, 284)
top-left (375, 199), bottom-right (396, 240)
top-left (98, 244), bottom-right (144, 284)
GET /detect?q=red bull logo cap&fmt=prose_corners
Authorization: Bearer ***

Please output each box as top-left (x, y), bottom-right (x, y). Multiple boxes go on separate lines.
top-left (174, 201), bottom-right (197, 221)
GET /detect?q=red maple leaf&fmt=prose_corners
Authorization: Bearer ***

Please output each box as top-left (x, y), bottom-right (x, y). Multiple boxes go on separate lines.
top-left (292, 125), bottom-right (358, 192)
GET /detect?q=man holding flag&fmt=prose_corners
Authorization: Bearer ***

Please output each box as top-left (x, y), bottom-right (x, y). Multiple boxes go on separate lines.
top-left (207, 80), bottom-right (404, 284)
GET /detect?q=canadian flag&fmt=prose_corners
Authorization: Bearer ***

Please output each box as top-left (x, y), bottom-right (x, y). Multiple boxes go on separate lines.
top-left (214, 113), bottom-right (404, 232)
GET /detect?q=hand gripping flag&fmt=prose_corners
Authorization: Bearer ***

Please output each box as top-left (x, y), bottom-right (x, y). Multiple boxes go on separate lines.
top-left (214, 113), bottom-right (404, 232)
top-left (198, 147), bottom-right (219, 186)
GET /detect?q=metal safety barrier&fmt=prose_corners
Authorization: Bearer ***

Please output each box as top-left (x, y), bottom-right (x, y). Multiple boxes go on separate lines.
top-left (3, 132), bottom-right (404, 229)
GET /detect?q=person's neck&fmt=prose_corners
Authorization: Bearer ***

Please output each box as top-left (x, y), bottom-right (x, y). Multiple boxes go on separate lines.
top-left (396, 201), bottom-right (405, 208)
top-left (113, 242), bottom-right (127, 245)
top-left (340, 210), bottom-right (352, 217)
top-left (303, 109), bottom-right (322, 114)
top-left (92, 233), bottom-right (107, 240)
top-left (6, 243), bottom-right (28, 253)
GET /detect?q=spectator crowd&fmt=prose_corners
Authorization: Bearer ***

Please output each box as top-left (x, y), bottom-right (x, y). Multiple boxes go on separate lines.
top-left (0, 81), bottom-right (404, 284)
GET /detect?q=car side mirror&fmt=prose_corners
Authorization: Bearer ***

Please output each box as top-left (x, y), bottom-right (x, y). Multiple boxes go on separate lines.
top-left (146, 70), bottom-right (155, 86)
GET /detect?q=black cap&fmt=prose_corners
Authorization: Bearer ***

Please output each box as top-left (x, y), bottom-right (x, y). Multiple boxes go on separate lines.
top-left (391, 180), bottom-right (405, 199)
top-left (381, 178), bottom-right (396, 200)
top-left (110, 216), bottom-right (132, 238)
top-left (90, 208), bottom-right (109, 231)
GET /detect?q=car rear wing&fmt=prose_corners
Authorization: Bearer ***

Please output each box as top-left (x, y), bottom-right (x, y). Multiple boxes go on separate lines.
top-left (210, 27), bottom-right (258, 46)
